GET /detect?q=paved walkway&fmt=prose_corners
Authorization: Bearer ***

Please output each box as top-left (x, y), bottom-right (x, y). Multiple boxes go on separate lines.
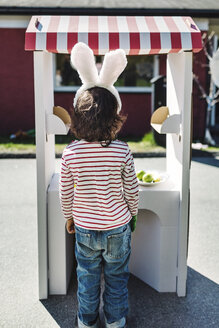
top-left (0, 158), bottom-right (218, 327)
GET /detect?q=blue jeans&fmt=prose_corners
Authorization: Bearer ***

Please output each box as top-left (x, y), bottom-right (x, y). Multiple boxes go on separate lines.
top-left (75, 223), bottom-right (132, 328)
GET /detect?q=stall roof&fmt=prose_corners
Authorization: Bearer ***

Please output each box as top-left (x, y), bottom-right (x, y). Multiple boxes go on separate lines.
top-left (25, 15), bottom-right (202, 55)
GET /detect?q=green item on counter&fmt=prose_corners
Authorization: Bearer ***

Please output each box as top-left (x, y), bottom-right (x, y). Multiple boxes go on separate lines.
top-left (130, 215), bottom-right (137, 232)
top-left (136, 170), bottom-right (145, 181)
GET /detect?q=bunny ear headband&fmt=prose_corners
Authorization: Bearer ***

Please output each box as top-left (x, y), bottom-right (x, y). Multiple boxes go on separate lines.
top-left (70, 42), bottom-right (127, 113)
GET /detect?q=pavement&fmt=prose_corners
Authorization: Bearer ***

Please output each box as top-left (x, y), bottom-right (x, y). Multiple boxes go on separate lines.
top-left (0, 157), bottom-right (219, 328)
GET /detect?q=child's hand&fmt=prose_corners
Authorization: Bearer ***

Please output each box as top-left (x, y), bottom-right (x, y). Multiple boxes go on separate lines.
top-left (66, 219), bottom-right (75, 234)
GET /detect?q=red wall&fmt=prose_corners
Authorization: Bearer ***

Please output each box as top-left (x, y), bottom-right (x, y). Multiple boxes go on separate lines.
top-left (0, 28), bottom-right (34, 135)
top-left (120, 93), bottom-right (152, 137)
top-left (0, 28), bottom-right (151, 138)
top-left (54, 92), bottom-right (152, 138)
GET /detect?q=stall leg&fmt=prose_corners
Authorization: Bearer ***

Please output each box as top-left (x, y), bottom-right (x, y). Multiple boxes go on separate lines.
top-left (166, 52), bottom-right (193, 296)
top-left (34, 51), bottom-right (55, 300)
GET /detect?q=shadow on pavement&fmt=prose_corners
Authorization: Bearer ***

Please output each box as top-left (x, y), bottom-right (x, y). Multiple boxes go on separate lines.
top-left (41, 267), bottom-right (219, 328)
top-left (192, 156), bottom-right (219, 168)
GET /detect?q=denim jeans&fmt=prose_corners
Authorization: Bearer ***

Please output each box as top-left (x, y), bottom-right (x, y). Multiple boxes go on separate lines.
top-left (75, 222), bottom-right (132, 328)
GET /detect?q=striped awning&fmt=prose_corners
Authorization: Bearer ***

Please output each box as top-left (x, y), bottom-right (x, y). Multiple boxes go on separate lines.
top-left (25, 15), bottom-right (203, 55)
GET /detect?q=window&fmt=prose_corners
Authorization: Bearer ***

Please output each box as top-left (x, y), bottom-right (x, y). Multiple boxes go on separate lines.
top-left (115, 56), bottom-right (154, 87)
top-left (54, 54), bottom-right (154, 92)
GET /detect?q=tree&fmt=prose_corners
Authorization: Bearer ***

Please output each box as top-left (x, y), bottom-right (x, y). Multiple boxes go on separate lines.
top-left (193, 32), bottom-right (219, 146)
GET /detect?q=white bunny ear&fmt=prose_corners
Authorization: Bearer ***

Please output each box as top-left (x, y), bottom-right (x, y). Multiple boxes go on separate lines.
top-left (99, 49), bottom-right (127, 86)
top-left (70, 42), bottom-right (99, 84)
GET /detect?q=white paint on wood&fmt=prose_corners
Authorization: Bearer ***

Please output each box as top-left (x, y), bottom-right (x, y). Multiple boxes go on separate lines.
top-left (177, 52), bottom-right (193, 297)
top-left (130, 209), bottom-right (178, 292)
top-left (47, 173), bottom-right (74, 295)
top-left (34, 51), bottom-right (55, 300)
top-left (166, 53), bottom-right (184, 188)
top-left (151, 104), bottom-right (181, 134)
top-left (0, 15), bottom-right (30, 28)
top-left (166, 52), bottom-right (193, 296)
top-left (193, 18), bottom-right (209, 31)
top-left (46, 114), bottom-right (70, 135)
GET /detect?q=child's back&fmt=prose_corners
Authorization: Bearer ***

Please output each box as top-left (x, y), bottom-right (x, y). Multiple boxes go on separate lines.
top-left (59, 43), bottom-right (139, 328)
top-left (61, 139), bottom-right (139, 230)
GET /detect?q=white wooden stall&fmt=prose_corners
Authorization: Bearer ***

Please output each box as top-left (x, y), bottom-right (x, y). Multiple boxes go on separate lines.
top-left (130, 52), bottom-right (193, 296)
top-left (25, 15), bottom-right (202, 299)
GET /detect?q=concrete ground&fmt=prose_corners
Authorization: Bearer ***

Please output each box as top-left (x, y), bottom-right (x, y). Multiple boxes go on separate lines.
top-left (0, 157), bottom-right (219, 328)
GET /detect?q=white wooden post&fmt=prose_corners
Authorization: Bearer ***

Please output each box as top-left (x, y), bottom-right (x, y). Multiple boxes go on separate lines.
top-left (34, 51), bottom-right (55, 300)
top-left (166, 52), bottom-right (193, 296)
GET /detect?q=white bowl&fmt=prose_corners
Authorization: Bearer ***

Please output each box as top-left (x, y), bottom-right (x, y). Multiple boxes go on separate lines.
top-left (137, 171), bottom-right (168, 187)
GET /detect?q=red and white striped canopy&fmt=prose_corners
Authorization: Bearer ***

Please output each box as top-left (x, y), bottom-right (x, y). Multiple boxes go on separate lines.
top-left (25, 15), bottom-right (202, 55)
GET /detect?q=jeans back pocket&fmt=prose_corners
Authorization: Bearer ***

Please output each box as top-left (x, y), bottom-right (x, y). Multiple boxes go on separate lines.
top-left (107, 224), bottom-right (131, 259)
top-left (75, 229), bottom-right (95, 258)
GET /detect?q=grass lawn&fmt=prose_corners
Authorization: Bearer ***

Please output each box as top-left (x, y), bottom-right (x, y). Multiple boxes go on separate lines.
top-left (1, 133), bottom-right (219, 155)
top-left (0, 132), bottom-right (165, 154)
top-left (0, 139), bottom-right (36, 154)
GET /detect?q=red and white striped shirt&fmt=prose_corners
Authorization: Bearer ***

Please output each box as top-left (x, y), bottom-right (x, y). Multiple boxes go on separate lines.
top-left (59, 139), bottom-right (139, 230)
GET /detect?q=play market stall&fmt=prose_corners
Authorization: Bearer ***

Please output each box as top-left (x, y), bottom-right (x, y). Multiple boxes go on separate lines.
top-left (25, 15), bottom-right (202, 299)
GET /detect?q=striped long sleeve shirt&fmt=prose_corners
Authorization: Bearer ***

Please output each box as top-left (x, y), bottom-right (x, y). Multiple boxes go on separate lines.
top-left (59, 139), bottom-right (139, 230)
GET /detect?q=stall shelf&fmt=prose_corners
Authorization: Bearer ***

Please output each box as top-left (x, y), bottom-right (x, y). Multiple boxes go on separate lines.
top-left (25, 15), bottom-right (202, 299)
top-left (47, 106), bottom-right (71, 135)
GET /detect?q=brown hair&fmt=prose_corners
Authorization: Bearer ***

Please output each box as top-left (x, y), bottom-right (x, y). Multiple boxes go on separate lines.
top-left (70, 87), bottom-right (127, 147)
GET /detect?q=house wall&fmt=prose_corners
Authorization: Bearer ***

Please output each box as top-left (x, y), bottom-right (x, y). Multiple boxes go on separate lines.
top-left (0, 27), bottom-right (207, 140)
top-left (0, 28), bottom-right (34, 136)
top-left (54, 92), bottom-right (152, 138)
top-left (192, 44), bottom-right (208, 140)
top-left (0, 27), bottom-right (151, 138)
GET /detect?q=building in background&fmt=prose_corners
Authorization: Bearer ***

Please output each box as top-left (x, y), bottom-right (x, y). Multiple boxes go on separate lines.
top-left (0, 1), bottom-right (219, 140)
